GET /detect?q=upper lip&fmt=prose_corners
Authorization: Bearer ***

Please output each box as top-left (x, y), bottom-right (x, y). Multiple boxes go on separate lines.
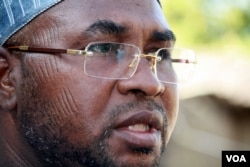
top-left (114, 110), bottom-right (163, 131)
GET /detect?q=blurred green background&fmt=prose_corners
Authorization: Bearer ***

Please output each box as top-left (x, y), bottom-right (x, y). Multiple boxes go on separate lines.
top-left (160, 0), bottom-right (250, 167)
top-left (162, 0), bottom-right (250, 52)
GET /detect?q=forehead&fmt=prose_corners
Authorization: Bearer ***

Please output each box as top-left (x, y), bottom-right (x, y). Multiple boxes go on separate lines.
top-left (56, 0), bottom-right (162, 15)
top-left (26, 0), bottom-right (170, 46)
top-left (52, 0), bottom-right (167, 25)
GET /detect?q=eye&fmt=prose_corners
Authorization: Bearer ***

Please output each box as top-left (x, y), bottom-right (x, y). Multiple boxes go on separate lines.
top-left (88, 43), bottom-right (116, 54)
top-left (157, 48), bottom-right (172, 61)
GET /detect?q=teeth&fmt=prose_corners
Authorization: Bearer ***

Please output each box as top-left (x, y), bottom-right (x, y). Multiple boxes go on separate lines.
top-left (128, 124), bottom-right (150, 132)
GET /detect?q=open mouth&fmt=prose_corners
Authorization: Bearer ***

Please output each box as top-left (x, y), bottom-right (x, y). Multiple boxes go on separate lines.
top-left (113, 111), bottom-right (163, 150)
top-left (128, 124), bottom-right (151, 132)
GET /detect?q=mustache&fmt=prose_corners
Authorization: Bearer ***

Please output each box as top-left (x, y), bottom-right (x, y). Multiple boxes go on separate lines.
top-left (111, 99), bottom-right (166, 118)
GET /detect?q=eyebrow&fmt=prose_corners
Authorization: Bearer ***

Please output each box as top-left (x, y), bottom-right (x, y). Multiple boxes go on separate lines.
top-left (84, 19), bottom-right (176, 43)
top-left (85, 20), bottom-right (128, 36)
top-left (151, 30), bottom-right (176, 42)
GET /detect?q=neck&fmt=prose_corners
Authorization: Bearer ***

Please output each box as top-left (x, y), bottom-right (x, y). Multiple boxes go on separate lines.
top-left (0, 111), bottom-right (41, 167)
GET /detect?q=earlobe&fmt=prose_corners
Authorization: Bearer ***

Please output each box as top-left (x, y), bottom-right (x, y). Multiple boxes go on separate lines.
top-left (0, 47), bottom-right (17, 111)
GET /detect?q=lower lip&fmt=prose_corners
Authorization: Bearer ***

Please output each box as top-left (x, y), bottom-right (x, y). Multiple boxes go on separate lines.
top-left (113, 128), bottom-right (161, 148)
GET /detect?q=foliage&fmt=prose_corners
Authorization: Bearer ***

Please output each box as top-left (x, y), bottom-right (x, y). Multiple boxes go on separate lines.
top-left (161, 0), bottom-right (250, 53)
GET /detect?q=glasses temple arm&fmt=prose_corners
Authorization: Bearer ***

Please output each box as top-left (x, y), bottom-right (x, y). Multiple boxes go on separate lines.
top-left (171, 58), bottom-right (197, 64)
top-left (7, 46), bottom-right (88, 55)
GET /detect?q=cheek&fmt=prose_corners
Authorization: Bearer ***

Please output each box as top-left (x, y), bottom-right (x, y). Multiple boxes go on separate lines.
top-left (162, 85), bottom-right (179, 140)
top-left (19, 56), bottom-right (115, 144)
top-left (57, 78), bottom-right (115, 142)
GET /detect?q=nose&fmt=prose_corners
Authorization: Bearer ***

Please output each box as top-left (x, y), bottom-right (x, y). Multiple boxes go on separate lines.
top-left (117, 59), bottom-right (165, 97)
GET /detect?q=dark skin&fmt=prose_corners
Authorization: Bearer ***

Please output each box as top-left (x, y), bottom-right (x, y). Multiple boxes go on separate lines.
top-left (0, 0), bottom-right (178, 166)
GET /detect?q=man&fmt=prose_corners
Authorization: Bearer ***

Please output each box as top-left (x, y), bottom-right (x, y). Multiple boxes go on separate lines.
top-left (0, 0), bottom-right (195, 166)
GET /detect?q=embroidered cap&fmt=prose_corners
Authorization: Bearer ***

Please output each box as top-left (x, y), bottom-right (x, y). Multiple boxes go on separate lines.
top-left (0, 0), bottom-right (62, 45)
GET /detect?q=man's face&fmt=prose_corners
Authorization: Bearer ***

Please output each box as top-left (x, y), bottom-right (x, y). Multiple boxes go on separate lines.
top-left (16, 0), bottom-right (178, 166)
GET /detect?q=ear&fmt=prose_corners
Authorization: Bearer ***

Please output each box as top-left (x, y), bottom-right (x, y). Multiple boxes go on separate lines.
top-left (0, 47), bottom-right (17, 111)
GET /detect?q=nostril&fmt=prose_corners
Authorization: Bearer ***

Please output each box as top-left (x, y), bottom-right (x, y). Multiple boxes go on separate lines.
top-left (131, 89), bottom-right (146, 99)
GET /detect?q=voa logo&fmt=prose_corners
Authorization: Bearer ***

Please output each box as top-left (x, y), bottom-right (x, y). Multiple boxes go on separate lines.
top-left (226, 155), bottom-right (247, 163)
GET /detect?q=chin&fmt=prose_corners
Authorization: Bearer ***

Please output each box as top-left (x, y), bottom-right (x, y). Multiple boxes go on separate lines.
top-left (112, 154), bottom-right (161, 167)
top-left (104, 134), bottom-right (163, 167)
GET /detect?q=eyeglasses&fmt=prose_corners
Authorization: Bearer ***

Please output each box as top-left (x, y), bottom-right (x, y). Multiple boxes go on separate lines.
top-left (7, 42), bottom-right (196, 84)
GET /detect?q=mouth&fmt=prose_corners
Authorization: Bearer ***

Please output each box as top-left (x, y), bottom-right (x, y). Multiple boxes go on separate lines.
top-left (113, 111), bottom-right (164, 151)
